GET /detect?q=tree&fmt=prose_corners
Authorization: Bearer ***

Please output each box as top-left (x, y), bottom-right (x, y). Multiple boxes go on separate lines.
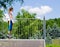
top-left (49, 23), bottom-right (60, 39)
top-left (0, 10), bottom-right (4, 31)
top-left (29, 30), bottom-right (42, 39)
top-left (0, 10), bottom-right (7, 39)
top-left (0, 0), bottom-right (24, 9)
top-left (46, 25), bottom-right (52, 44)
top-left (46, 19), bottom-right (55, 28)
top-left (0, 10), bottom-right (3, 18)
top-left (13, 9), bottom-right (42, 39)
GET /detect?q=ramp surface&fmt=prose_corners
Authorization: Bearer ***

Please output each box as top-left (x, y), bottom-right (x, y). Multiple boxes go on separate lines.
top-left (0, 39), bottom-right (45, 47)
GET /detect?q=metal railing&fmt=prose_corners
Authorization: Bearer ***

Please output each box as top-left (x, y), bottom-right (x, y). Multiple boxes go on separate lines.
top-left (0, 18), bottom-right (43, 39)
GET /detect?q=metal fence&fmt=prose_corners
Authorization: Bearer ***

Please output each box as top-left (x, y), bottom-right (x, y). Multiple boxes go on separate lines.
top-left (0, 18), bottom-right (45, 39)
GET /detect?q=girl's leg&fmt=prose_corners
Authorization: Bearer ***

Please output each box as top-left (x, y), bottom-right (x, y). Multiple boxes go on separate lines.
top-left (9, 20), bottom-right (12, 35)
top-left (8, 20), bottom-right (13, 38)
top-left (8, 21), bottom-right (11, 35)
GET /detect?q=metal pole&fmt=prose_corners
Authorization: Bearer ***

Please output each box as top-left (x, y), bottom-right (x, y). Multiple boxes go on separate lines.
top-left (43, 16), bottom-right (46, 40)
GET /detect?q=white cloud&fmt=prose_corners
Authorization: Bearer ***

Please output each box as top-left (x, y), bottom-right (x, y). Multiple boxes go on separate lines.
top-left (20, 6), bottom-right (32, 10)
top-left (20, 6), bottom-right (52, 19)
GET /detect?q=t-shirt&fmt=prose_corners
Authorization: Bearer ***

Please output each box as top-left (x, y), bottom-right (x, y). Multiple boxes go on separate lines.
top-left (4, 13), bottom-right (14, 23)
top-left (5, 14), bottom-right (10, 21)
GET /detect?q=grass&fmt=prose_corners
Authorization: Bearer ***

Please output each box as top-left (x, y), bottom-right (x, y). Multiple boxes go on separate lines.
top-left (46, 44), bottom-right (60, 47)
top-left (46, 39), bottom-right (60, 47)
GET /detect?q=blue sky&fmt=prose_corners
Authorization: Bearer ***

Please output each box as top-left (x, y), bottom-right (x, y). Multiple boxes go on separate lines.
top-left (7, 0), bottom-right (60, 20)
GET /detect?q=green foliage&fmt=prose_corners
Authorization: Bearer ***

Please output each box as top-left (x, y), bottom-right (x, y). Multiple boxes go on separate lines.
top-left (49, 23), bottom-right (60, 39)
top-left (0, 9), bottom-right (60, 39)
top-left (0, 10), bottom-right (3, 31)
top-left (0, 10), bottom-right (3, 18)
top-left (46, 25), bottom-right (52, 44)
top-left (46, 18), bottom-right (60, 27)
top-left (14, 9), bottom-right (42, 39)
top-left (46, 19), bottom-right (55, 28)
top-left (46, 18), bottom-right (60, 39)
top-left (46, 23), bottom-right (60, 44)
top-left (0, 10), bottom-right (7, 39)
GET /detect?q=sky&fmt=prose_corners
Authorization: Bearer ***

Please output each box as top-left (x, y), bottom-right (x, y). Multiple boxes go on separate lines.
top-left (4, 0), bottom-right (60, 20)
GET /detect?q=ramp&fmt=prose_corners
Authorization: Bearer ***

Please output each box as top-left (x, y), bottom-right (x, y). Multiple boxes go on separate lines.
top-left (0, 39), bottom-right (45, 47)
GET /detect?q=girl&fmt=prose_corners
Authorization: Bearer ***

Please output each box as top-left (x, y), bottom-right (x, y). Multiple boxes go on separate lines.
top-left (8, 7), bottom-right (13, 38)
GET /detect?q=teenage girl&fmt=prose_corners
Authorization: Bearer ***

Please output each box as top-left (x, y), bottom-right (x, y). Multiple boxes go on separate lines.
top-left (8, 7), bottom-right (13, 36)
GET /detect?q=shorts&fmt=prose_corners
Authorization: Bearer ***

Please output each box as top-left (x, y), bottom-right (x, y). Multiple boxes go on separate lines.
top-left (8, 20), bottom-right (13, 31)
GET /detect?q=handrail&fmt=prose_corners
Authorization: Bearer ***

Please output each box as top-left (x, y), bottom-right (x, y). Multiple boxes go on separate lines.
top-left (0, 18), bottom-right (40, 20)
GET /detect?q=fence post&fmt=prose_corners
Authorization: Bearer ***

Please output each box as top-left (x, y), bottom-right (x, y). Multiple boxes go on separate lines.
top-left (43, 16), bottom-right (46, 40)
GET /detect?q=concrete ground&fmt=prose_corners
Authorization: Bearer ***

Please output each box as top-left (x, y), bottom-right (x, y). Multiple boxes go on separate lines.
top-left (0, 39), bottom-right (45, 47)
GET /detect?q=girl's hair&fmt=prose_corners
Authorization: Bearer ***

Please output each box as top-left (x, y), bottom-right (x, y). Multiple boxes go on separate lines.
top-left (9, 7), bottom-right (13, 12)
